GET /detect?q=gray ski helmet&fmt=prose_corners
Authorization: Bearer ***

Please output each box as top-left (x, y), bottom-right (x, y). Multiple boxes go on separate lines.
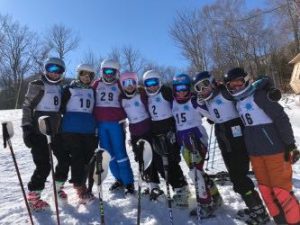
top-left (44, 57), bottom-right (65, 83)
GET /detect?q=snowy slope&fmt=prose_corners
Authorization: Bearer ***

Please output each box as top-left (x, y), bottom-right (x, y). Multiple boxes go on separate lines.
top-left (0, 96), bottom-right (300, 225)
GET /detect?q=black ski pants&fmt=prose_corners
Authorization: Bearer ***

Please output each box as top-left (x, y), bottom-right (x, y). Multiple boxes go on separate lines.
top-left (214, 118), bottom-right (255, 197)
top-left (28, 134), bottom-right (70, 191)
top-left (62, 133), bottom-right (97, 186)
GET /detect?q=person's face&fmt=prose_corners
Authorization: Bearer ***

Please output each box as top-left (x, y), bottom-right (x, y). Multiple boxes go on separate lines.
top-left (123, 79), bottom-right (137, 93)
top-left (144, 78), bottom-right (160, 94)
top-left (79, 71), bottom-right (92, 85)
top-left (226, 77), bottom-right (246, 93)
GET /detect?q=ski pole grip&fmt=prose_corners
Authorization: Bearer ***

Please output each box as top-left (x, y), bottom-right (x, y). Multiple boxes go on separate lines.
top-left (2, 121), bottom-right (14, 148)
top-left (38, 116), bottom-right (52, 136)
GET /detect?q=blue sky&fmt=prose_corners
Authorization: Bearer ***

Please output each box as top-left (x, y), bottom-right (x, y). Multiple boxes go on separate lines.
top-left (0, 0), bottom-right (264, 76)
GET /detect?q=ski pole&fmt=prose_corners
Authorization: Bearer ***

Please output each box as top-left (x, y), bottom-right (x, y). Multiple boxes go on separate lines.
top-left (189, 133), bottom-right (202, 225)
top-left (158, 135), bottom-right (174, 225)
top-left (94, 149), bottom-right (110, 225)
top-left (210, 137), bottom-right (217, 170)
top-left (136, 139), bottom-right (153, 225)
top-left (2, 122), bottom-right (35, 225)
top-left (38, 116), bottom-right (60, 225)
top-left (205, 124), bottom-right (214, 171)
top-left (95, 149), bottom-right (105, 225)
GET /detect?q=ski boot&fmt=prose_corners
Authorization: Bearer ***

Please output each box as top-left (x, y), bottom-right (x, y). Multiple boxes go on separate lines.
top-left (242, 190), bottom-right (270, 225)
top-left (27, 191), bottom-right (50, 211)
top-left (190, 201), bottom-right (215, 218)
top-left (173, 185), bottom-right (190, 208)
top-left (125, 183), bottom-right (135, 195)
top-left (109, 180), bottom-right (124, 192)
top-left (56, 181), bottom-right (68, 203)
top-left (74, 184), bottom-right (95, 204)
top-left (245, 204), bottom-right (270, 225)
top-left (148, 183), bottom-right (164, 201)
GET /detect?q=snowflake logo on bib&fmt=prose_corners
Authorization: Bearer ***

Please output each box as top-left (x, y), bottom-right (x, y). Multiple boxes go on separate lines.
top-left (134, 101), bottom-right (140, 107)
top-left (245, 102), bottom-right (254, 111)
top-left (155, 97), bottom-right (161, 102)
top-left (183, 105), bottom-right (189, 111)
top-left (111, 86), bottom-right (117, 91)
top-left (215, 98), bottom-right (223, 105)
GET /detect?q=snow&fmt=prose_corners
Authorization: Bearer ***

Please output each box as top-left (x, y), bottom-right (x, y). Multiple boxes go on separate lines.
top-left (1, 96), bottom-right (300, 225)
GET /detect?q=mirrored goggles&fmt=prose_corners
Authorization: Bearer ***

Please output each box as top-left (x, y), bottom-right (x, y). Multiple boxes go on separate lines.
top-left (194, 79), bottom-right (211, 93)
top-left (103, 68), bottom-right (117, 76)
top-left (45, 64), bottom-right (65, 74)
top-left (174, 84), bottom-right (189, 92)
top-left (144, 78), bottom-right (159, 88)
top-left (122, 79), bottom-right (137, 88)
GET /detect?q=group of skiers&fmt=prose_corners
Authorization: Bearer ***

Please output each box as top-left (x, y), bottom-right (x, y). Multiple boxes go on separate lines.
top-left (21, 56), bottom-right (300, 225)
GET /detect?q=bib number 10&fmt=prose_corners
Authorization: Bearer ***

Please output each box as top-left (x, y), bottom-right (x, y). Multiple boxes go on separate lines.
top-left (80, 98), bottom-right (91, 108)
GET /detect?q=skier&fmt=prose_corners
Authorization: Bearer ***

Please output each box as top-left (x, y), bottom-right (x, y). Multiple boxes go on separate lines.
top-left (119, 71), bottom-right (164, 200)
top-left (21, 57), bottom-right (70, 210)
top-left (172, 73), bottom-right (223, 217)
top-left (92, 59), bottom-right (134, 194)
top-left (142, 70), bottom-right (189, 207)
top-left (60, 64), bottom-right (98, 204)
top-left (193, 71), bottom-right (270, 224)
top-left (225, 67), bottom-right (300, 225)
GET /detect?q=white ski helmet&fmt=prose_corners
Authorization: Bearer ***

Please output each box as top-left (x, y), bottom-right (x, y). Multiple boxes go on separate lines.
top-left (142, 70), bottom-right (162, 96)
top-left (76, 63), bottom-right (95, 81)
top-left (44, 57), bottom-right (65, 83)
top-left (100, 59), bottom-right (120, 84)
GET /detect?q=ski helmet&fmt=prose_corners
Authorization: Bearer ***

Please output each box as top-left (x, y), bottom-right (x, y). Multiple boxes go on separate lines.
top-left (100, 59), bottom-right (120, 84)
top-left (120, 71), bottom-right (138, 97)
top-left (76, 63), bottom-right (95, 84)
top-left (142, 70), bottom-right (162, 96)
top-left (193, 71), bottom-right (215, 101)
top-left (44, 57), bottom-right (65, 83)
top-left (172, 73), bottom-right (191, 103)
top-left (224, 67), bottom-right (252, 98)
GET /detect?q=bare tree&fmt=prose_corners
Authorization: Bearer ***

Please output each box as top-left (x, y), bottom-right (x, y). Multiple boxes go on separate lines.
top-left (81, 49), bottom-right (104, 76)
top-left (0, 15), bottom-right (39, 108)
top-left (121, 45), bottom-right (146, 74)
top-left (45, 24), bottom-right (80, 60)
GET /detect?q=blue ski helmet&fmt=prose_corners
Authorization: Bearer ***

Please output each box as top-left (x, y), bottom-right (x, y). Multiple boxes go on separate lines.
top-left (172, 73), bottom-right (191, 103)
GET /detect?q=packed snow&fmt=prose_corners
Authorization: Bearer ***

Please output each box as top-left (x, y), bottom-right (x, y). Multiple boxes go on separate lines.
top-left (1, 95), bottom-right (300, 225)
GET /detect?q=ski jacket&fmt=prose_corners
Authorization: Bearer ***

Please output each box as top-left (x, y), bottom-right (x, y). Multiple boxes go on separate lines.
top-left (22, 77), bottom-right (62, 134)
top-left (60, 80), bottom-right (96, 134)
top-left (92, 78), bottom-right (126, 122)
top-left (120, 87), bottom-right (151, 136)
top-left (236, 89), bottom-right (295, 156)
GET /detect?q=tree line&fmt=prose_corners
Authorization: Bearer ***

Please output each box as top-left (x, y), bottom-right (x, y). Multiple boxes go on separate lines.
top-left (0, 0), bottom-right (299, 109)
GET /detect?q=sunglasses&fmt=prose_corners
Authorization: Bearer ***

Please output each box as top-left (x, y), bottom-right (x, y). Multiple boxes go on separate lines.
top-left (144, 78), bottom-right (159, 88)
top-left (46, 64), bottom-right (65, 74)
top-left (226, 77), bottom-right (246, 88)
top-left (194, 79), bottom-right (211, 93)
top-left (122, 79), bottom-right (137, 87)
top-left (103, 68), bottom-right (117, 76)
top-left (174, 84), bottom-right (189, 92)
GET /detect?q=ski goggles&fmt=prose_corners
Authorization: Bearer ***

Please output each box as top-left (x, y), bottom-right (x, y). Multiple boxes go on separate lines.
top-left (122, 79), bottom-right (137, 88)
top-left (45, 64), bottom-right (65, 74)
top-left (226, 76), bottom-right (246, 88)
top-left (194, 79), bottom-right (211, 93)
top-left (144, 78), bottom-right (159, 87)
top-left (103, 68), bottom-right (118, 76)
top-left (174, 84), bottom-right (189, 92)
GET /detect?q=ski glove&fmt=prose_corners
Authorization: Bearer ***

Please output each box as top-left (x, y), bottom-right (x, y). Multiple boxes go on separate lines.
top-left (284, 143), bottom-right (300, 164)
top-left (22, 125), bottom-right (35, 148)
